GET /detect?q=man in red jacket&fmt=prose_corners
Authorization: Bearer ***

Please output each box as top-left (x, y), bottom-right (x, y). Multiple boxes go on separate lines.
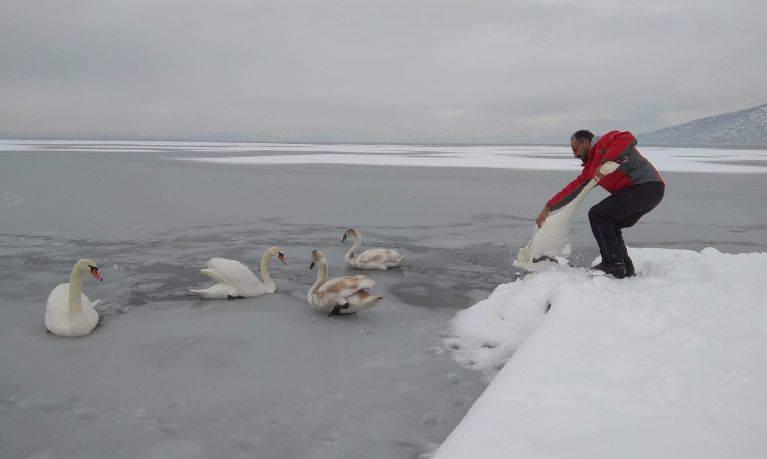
top-left (535, 130), bottom-right (664, 278)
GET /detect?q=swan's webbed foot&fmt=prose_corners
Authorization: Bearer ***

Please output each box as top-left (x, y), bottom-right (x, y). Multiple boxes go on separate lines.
top-left (328, 305), bottom-right (350, 316)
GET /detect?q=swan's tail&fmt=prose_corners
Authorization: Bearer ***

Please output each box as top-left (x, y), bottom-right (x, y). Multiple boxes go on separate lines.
top-left (382, 255), bottom-right (405, 269)
top-left (345, 290), bottom-right (383, 312)
top-left (189, 283), bottom-right (232, 299)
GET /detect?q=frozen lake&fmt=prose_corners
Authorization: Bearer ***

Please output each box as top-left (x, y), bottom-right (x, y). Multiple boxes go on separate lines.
top-left (1, 141), bottom-right (765, 458)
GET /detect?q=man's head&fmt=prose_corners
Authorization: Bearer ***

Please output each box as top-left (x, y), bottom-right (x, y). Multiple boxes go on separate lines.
top-left (570, 129), bottom-right (595, 161)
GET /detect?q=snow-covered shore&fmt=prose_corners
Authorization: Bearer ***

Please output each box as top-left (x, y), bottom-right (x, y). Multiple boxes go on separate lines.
top-left (436, 248), bottom-right (767, 458)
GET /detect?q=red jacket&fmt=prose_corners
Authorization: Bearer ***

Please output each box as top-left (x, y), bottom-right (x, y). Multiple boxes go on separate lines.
top-left (547, 131), bottom-right (663, 210)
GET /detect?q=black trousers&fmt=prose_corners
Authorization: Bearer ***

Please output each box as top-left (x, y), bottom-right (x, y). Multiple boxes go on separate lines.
top-left (588, 181), bottom-right (665, 271)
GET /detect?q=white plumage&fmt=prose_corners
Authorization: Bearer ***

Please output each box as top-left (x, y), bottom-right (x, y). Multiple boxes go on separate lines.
top-left (190, 247), bottom-right (286, 299)
top-left (342, 228), bottom-right (405, 270)
top-left (516, 162), bottom-right (620, 271)
top-left (45, 259), bottom-right (102, 337)
top-left (308, 250), bottom-right (382, 315)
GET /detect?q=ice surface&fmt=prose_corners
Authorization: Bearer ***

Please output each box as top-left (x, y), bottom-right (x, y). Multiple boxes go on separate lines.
top-left (0, 236), bottom-right (490, 459)
top-left (436, 247), bottom-right (767, 458)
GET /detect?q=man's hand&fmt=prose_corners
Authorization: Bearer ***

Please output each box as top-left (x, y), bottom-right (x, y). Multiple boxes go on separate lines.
top-left (536, 205), bottom-right (551, 228)
top-left (595, 159), bottom-right (624, 180)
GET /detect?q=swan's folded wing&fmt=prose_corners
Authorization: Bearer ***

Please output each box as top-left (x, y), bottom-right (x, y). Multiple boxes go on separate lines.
top-left (205, 258), bottom-right (264, 289)
top-left (317, 275), bottom-right (375, 301)
top-left (357, 248), bottom-right (401, 264)
top-left (200, 268), bottom-right (230, 285)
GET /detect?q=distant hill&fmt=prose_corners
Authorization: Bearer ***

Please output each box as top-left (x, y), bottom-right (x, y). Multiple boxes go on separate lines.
top-left (640, 103), bottom-right (767, 146)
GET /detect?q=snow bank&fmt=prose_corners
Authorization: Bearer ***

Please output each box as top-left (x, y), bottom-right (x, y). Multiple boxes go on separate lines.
top-left (436, 247), bottom-right (767, 458)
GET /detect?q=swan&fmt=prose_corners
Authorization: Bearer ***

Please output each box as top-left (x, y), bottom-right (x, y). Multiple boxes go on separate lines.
top-left (341, 228), bottom-right (405, 270)
top-left (189, 246), bottom-right (286, 299)
top-left (45, 259), bottom-right (103, 337)
top-left (308, 250), bottom-right (382, 315)
top-left (515, 161), bottom-right (620, 271)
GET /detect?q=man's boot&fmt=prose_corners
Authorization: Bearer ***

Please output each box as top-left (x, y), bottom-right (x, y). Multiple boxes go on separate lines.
top-left (616, 229), bottom-right (635, 277)
top-left (589, 215), bottom-right (628, 279)
top-left (589, 259), bottom-right (627, 278)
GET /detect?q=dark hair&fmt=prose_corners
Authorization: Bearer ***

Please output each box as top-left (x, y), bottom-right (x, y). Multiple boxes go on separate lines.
top-left (571, 129), bottom-right (594, 142)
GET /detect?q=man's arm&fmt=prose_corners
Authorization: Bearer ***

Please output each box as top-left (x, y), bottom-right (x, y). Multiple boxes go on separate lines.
top-left (546, 168), bottom-right (592, 211)
top-left (536, 168), bottom-right (591, 227)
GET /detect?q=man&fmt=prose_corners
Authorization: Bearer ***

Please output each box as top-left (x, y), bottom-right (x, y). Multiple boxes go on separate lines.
top-left (536, 130), bottom-right (664, 278)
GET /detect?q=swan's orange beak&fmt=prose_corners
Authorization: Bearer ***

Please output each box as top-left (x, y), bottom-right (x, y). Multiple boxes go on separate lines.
top-left (278, 253), bottom-right (286, 265)
top-left (90, 266), bottom-right (103, 281)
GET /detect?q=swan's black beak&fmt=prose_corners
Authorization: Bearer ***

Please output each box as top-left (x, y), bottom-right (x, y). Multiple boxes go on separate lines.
top-left (309, 262), bottom-right (315, 269)
top-left (278, 253), bottom-right (286, 265)
top-left (341, 234), bottom-right (347, 243)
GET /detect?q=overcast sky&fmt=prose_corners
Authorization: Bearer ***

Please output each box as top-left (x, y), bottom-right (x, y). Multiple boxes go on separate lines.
top-left (1, 0), bottom-right (765, 143)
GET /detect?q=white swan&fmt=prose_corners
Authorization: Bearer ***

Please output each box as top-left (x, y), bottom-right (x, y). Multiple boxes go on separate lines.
top-left (516, 161), bottom-right (620, 271)
top-left (45, 259), bottom-right (103, 337)
top-left (190, 246), bottom-right (286, 299)
top-left (342, 228), bottom-right (405, 270)
top-left (308, 250), bottom-right (382, 315)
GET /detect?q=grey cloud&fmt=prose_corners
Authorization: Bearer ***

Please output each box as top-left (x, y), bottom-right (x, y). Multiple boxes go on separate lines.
top-left (1, 0), bottom-right (766, 142)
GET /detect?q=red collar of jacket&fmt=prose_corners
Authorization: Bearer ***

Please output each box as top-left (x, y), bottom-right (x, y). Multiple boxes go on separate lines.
top-left (579, 135), bottom-right (604, 167)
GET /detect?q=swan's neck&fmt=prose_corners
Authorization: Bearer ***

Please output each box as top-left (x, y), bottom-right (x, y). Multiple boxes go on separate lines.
top-left (68, 267), bottom-right (84, 314)
top-left (310, 259), bottom-right (328, 295)
top-left (345, 233), bottom-right (363, 261)
top-left (571, 178), bottom-right (600, 207)
top-left (260, 248), bottom-right (277, 292)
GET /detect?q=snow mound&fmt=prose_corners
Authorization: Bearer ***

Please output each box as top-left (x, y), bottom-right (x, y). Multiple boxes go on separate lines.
top-left (437, 247), bottom-right (767, 458)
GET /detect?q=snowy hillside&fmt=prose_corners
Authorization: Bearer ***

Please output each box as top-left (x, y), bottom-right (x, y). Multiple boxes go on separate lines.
top-left (436, 248), bottom-right (767, 458)
top-left (641, 103), bottom-right (767, 145)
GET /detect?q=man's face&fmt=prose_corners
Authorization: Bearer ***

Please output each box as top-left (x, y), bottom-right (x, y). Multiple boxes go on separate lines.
top-left (571, 138), bottom-right (590, 160)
